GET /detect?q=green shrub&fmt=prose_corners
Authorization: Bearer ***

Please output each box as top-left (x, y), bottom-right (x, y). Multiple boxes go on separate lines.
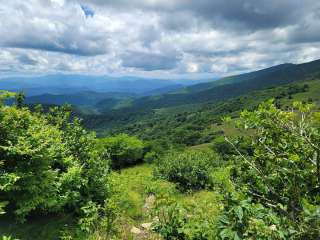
top-left (154, 149), bottom-right (221, 191)
top-left (98, 134), bottom-right (144, 169)
top-left (218, 195), bottom-right (291, 240)
top-left (143, 151), bottom-right (159, 164)
top-left (0, 91), bottom-right (111, 228)
top-left (219, 100), bottom-right (320, 239)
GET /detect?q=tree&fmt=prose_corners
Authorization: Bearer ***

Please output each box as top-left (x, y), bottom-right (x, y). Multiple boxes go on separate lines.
top-left (15, 91), bottom-right (25, 108)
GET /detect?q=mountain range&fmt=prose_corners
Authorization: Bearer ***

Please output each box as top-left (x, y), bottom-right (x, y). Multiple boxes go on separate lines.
top-left (116, 59), bottom-right (320, 111)
top-left (0, 74), bottom-right (212, 107)
top-left (5, 59), bottom-right (320, 110)
top-left (0, 74), bottom-right (208, 96)
top-left (77, 58), bottom-right (320, 138)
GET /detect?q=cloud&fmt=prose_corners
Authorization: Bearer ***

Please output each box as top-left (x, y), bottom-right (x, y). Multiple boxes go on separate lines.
top-left (17, 54), bottom-right (38, 65)
top-left (0, 0), bottom-right (109, 56)
top-left (0, 0), bottom-right (320, 77)
top-left (80, 0), bottom-right (317, 31)
top-left (287, 10), bottom-right (320, 44)
top-left (121, 51), bottom-right (181, 71)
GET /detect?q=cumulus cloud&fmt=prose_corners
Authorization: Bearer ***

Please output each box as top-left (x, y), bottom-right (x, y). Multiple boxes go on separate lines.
top-left (0, 0), bottom-right (320, 77)
top-left (79, 0), bottom-right (317, 31)
top-left (0, 0), bottom-right (109, 56)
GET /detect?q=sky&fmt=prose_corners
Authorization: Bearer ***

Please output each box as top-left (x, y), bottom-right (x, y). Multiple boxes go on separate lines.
top-left (0, 0), bottom-right (320, 79)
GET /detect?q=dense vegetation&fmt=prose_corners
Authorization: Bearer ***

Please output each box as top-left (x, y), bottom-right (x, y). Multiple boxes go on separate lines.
top-left (152, 100), bottom-right (320, 239)
top-left (0, 91), bottom-right (116, 238)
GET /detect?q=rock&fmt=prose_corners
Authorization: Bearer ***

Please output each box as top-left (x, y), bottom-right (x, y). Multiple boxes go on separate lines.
top-left (141, 222), bottom-right (152, 230)
top-left (153, 216), bottom-right (159, 223)
top-left (269, 224), bottom-right (277, 231)
top-left (143, 194), bottom-right (156, 211)
top-left (131, 226), bottom-right (142, 235)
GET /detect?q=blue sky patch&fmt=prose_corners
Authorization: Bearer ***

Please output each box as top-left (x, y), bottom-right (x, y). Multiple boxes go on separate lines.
top-left (81, 5), bottom-right (94, 18)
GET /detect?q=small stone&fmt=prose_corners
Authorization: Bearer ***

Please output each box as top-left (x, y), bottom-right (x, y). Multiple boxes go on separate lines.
top-left (131, 226), bottom-right (142, 234)
top-left (144, 194), bottom-right (156, 210)
top-left (269, 224), bottom-right (277, 231)
top-left (153, 216), bottom-right (159, 223)
top-left (141, 222), bottom-right (152, 230)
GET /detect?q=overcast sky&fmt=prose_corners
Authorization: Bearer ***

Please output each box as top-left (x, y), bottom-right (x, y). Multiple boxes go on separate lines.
top-left (1, 0), bottom-right (320, 78)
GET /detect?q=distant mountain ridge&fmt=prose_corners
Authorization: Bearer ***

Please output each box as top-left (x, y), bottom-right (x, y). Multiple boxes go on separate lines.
top-left (115, 59), bottom-right (320, 111)
top-left (0, 74), bottom-right (209, 96)
top-left (2, 59), bottom-right (320, 112)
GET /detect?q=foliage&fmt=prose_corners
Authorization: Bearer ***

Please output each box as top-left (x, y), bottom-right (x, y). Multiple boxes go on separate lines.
top-left (0, 91), bottom-right (111, 231)
top-left (143, 151), bottom-right (159, 164)
top-left (152, 192), bottom-right (221, 240)
top-left (211, 136), bottom-right (236, 160)
top-left (1, 236), bottom-right (19, 240)
top-left (98, 134), bottom-right (144, 169)
top-left (211, 136), bottom-right (253, 161)
top-left (15, 92), bottom-right (25, 108)
top-left (154, 149), bottom-right (221, 191)
top-left (218, 194), bottom-right (291, 240)
top-left (218, 100), bottom-right (320, 239)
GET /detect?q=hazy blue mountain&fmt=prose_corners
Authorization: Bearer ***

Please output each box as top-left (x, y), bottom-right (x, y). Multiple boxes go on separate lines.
top-left (0, 74), bottom-right (207, 96)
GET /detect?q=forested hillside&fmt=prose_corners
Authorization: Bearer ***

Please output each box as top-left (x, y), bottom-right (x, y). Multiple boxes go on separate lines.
top-left (94, 59), bottom-right (320, 112)
top-left (82, 59), bottom-right (320, 146)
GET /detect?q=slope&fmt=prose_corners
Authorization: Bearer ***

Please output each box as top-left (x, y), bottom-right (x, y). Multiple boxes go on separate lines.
top-left (113, 59), bottom-right (320, 111)
top-left (84, 77), bottom-right (320, 145)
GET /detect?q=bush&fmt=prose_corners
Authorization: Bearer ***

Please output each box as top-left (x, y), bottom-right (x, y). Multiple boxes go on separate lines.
top-left (218, 100), bottom-right (320, 239)
top-left (98, 134), bottom-right (144, 169)
top-left (154, 149), bottom-right (221, 191)
top-left (218, 195), bottom-right (291, 240)
top-left (143, 151), bottom-right (159, 164)
top-left (0, 91), bottom-right (111, 227)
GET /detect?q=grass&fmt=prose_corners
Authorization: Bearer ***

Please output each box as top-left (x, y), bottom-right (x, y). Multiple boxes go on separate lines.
top-left (110, 164), bottom-right (178, 221)
top-left (111, 164), bottom-right (223, 237)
